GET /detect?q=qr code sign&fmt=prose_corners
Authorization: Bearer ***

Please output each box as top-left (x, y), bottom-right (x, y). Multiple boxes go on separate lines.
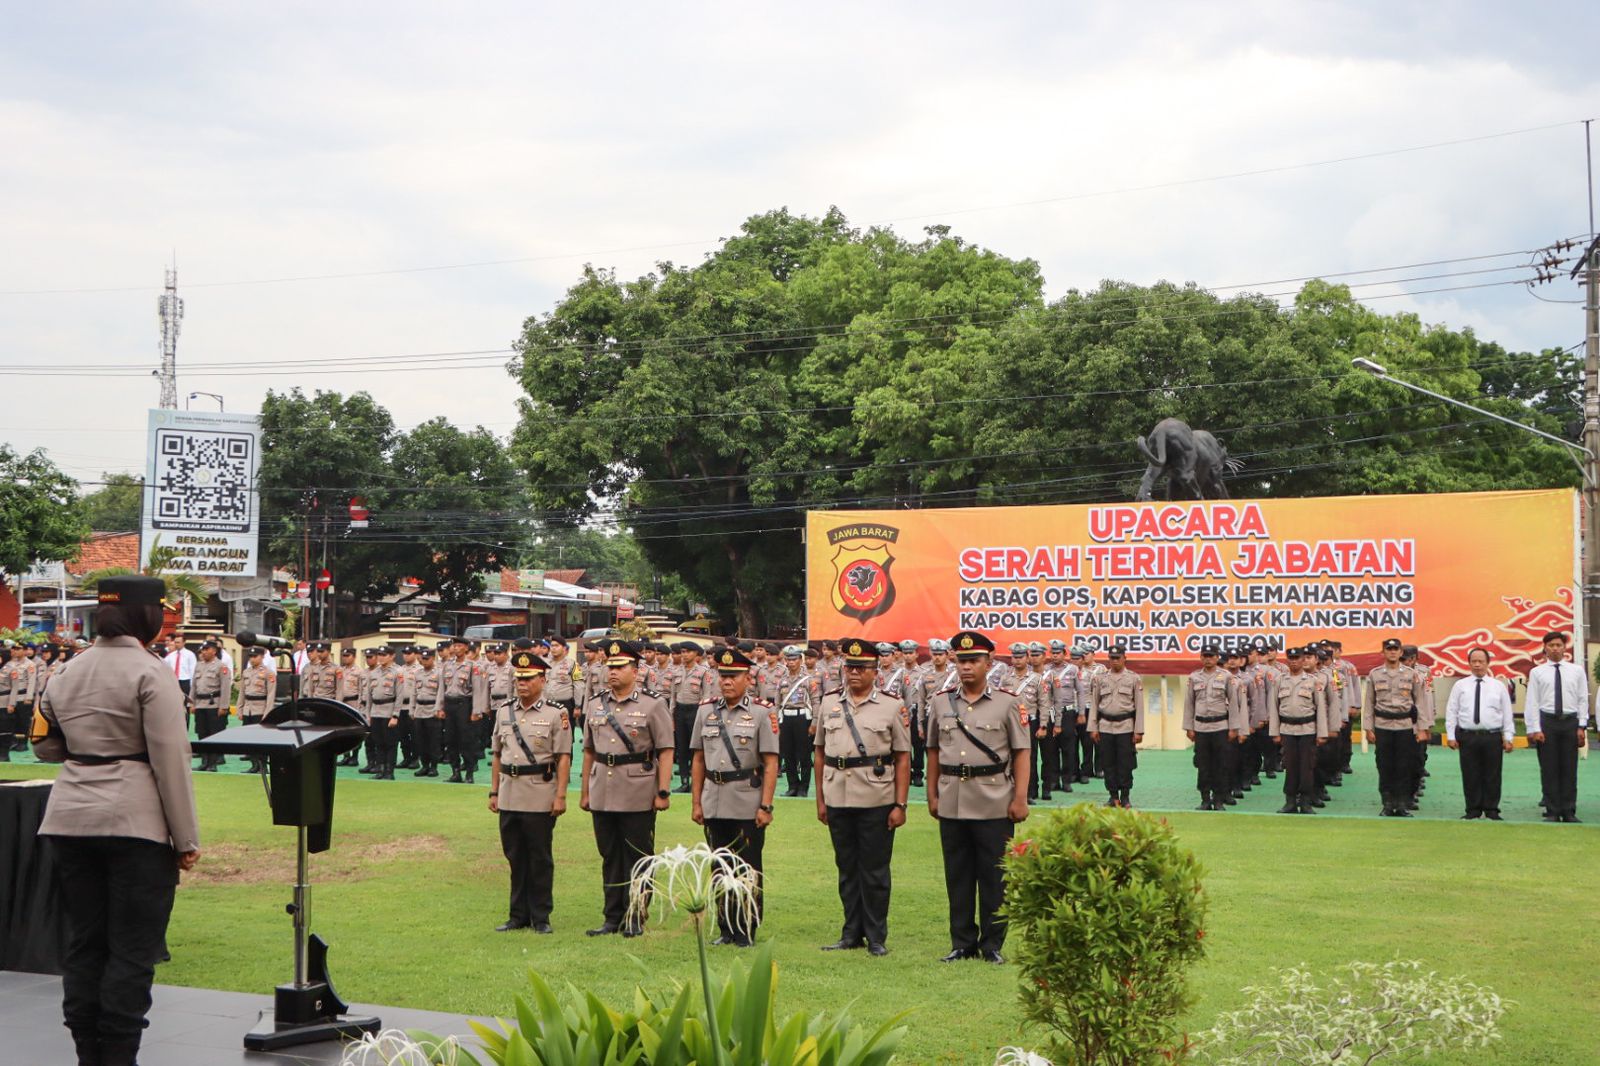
top-left (152, 429), bottom-right (254, 532)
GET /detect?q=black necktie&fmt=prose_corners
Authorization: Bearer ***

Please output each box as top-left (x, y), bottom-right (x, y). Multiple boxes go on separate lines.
top-left (1553, 662), bottom-right (1563, 714)
top-left (1473, 678), bottom-right (1481, 725)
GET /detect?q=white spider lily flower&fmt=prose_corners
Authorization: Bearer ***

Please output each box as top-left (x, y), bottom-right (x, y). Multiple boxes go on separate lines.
top-left (339, 1028), bottom-right (466, 1066)
top-left (995, 1048), bottom-right (1052, 1066)
top-left (626, 842), bottom-right (760, 935)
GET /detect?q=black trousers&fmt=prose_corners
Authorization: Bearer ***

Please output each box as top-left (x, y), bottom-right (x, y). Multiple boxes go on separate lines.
top-left (592, 809), bottom-right (657, 927)
top-left (1098, 731), bottom-right (1135, 793)
top-left (370, 716), bottom-right (399, 770)
top-left (1026, 734), bottom-right (1044, 798)
top-left (415, 714), bottom-right (443, 769)
top-left (1058, 714), bottom-right (1080, 783)
top-left (939, 817), bottom-right (1012, 954)
top-left (673, 704), bottom-right (698, 782)
top-left (555, 697), bottom-right (577, 737)
top-left (1456, 730), bottom-right (1505, 816)
top-left (398, 711), bottom-right (416, 762)
top-left (1280, 733), bottom-right (1317, 802)
top-left (48, 836), bottom-right (177, 1048)
top-left (193, 704), bottom-right (226, 749)
top-left (1539, 715), bottom-right (1581, 818)
top-left (826, 805), bottom-right (895, 946)
top-left (443, 695), bottom-right (477, 773)
top-left (703, 818), bottom-right (765, 942)
top-left (1077, 722), bottom-right (1098, 777)
top-left (9, 700), bottom-right (34, 743)
top-left (778, 714), bottom-right (812, 792)
top-left (1193, 729), bottom-right (1229, 796)
top-left (1314, 725), bottom-right (1341, 789)
top-left (909, 717), bottom-right (926, 783)
top-left (500, 810), bottom-right (556, 926)
top-left (1374, 728), bottom-right (1411, 799)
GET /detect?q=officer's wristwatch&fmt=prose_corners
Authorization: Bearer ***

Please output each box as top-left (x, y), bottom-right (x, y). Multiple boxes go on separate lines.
top-left (656, 789), bottom-right (670, 800)
top-left (891, 802), bottom-right (907, 812)
top-left (758, 804), bottom-right (774, 814)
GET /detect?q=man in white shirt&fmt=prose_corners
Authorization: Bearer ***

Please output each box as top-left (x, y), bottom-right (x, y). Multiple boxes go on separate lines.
top-left (162, 634), bottom-right (197, 697)
top-left (1523, 631), bottom-right (1589, 823)
top-left (1444, 648), bottom-right (1515, 820)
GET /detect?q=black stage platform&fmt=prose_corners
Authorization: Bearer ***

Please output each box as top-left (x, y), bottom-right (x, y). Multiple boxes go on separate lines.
top-left (0, 971), bottom-right (487, 1065)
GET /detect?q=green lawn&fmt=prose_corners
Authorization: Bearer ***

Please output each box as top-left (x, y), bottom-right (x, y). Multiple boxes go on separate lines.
top-left (6, 749), bottom-right (1595, 1064)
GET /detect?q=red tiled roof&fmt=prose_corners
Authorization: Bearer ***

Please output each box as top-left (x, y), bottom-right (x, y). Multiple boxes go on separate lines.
top-left (65, 532), bottom-right (140, 576)
top-left (498, 567), bottom-right (588, 592)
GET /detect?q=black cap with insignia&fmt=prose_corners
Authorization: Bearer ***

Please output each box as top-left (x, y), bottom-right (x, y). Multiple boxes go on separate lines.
top-left (95, 575), bottom-right (165, 606)
top-left (714, 646), bottom-right (753, 674)
top-left (511, 650), bottom-right (549, 678)
top-left (247, 645), bottom-right (266, 657)
top-left (1200, 643), bottom-right (1221, 657)
top-left (841, 639), bottom-right (879, 666)
top-left (1108, 645), bottom-right (1128, 659)
top-left (949, 630), bottom-right (995, 661)
top-left (605, 640), bottom-right (641, 666)
top-left (1382, 637), bottom-right (1402, 650)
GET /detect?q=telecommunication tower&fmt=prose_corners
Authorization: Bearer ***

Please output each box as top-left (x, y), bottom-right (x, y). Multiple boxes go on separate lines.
top-left (157, 266), bottom-right (183, 409)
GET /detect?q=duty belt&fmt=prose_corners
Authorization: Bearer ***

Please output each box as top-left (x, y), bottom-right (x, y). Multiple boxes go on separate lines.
top-left (370, 697), bottom-right (396, 704)
top-left (706, 767), bottom-right (756, 784)
top-left (1374, 709), bottom-right (1415, 720)
top-left (65, 750), bottom-right (150, 765)
top-left (938, 762), bottom-right (1007, 780)
top-left (1098, 710), bottom-right (1135, 722)
top-left (598, 750), bottom-right (653, 768)
top-left (502, 762), bottom-right (554, 780)
top-left (1278, 714), bottom-right (1314, 725)
top-left (1195, 714), bottom-right (1229, 723)
top-left (781, 707), bottom-right (811, 717)
top-left (828, 754), bottom-right (890, 771)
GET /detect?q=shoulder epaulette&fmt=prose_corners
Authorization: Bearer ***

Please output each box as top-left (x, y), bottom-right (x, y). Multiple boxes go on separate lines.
top-left (998, 685), bottom-right (1019, 697)
top-left (751, 696), bottom-right (774, 708)
top-left (936, 680), bottom-right (959, 695)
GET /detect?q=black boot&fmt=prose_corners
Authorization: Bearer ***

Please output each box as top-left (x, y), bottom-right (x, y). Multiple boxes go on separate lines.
top-left (0, 744), bottom-right (11, 763)
top-left (446, 768), bottom-right (463, 784)
top-left (100, 1038), bottom-right (140, 1066)
top-left (70, 1032), bottom-right (100, 1066)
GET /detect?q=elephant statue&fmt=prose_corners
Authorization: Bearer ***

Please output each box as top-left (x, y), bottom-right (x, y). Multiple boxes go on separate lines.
top-left (1134, 418), bottom-right (1238, 501)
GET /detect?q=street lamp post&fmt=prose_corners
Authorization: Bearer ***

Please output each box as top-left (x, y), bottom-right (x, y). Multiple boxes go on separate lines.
top-left (186, 391), bottom-right (225, 411)
top-left (1352, 356), bottom-right (1599, 642)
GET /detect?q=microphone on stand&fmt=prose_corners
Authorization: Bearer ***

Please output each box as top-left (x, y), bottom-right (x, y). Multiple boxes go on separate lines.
top-left (235, 631), bottom-right (296, 652)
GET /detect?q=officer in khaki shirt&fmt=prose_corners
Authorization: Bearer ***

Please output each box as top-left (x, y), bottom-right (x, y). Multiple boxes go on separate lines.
top-left (543, 637), bottom-right (579, 724)
top-left (238, 645), bottom-right (277, 774)
top-left (410, 646), bottom-right (446, 777)
top-left (1364, 637), bottom-right (1429, 817)
top-left (580, 640), bottom-right (674, 937)
top-left (774, 645), bottom-right (821, 797)
top-left (3, 643), bottom-right (39, 757)
top-left (926, 630), bottom-right (1030, 965)
top-left (441, 636), bottom-right (486, 783)
top-left (186, 640), bottom-right (233, 772)
top-left (673, 643), bottom-right (716, 793)
top-left (690, 647), bottom-right (779, 947)
top-left (1088, 645), bottom-right (1144, 808)
top-left (488, 650), bottom-right (571, 934)
top-left (1269, 646), bottom-right (1330, 814)
top-left (814, 638), bottom-right (911, 957)
top-left (361, 645), bottom-right (405, 779)
top-left (1183, 643), bottom-right (1246, 811)
top-left (33, 577), bottom-right (201, 1066)
top-left (481, 642), bottom-right (514, 754)
top-left (301, 641), bottom-right (339, 699)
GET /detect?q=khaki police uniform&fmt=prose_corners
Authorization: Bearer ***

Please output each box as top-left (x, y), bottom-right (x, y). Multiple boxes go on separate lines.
top-left (1184, 665), bottom-right (1246, 809)
top-left (188, 654), bottom-right (233, 770)
top-left (33, 628), bottom-right (201, 1062)
top-left (691, 694), bottom-right (779, 944)
top-left (583, 679), bottom-right (673, 933)
top-left (363, 662), bottom-right (405, 778)
top-left (815, 687), bottom-right (910, 951)
top-left (410, 661), bottom-right (445, 776)
top-left (1363, 662), bottom-right (1426, 812)
top-left (1088, 667), bottom-right (1143, 803)
top-left (441, 655), bottom-right (486, 780)
top-left (301, 660), bottom-right (339, 700)
top-left (492, 694), bottom-right (571, 930)
top-left (673, 659), bottom-right (715, 788)
top-left (774, 664), bottom-right (821, 796)
top-left (928, 680), bottom-right (1029, 958)
top-left (2, 654), bottom-right (40, 755)
top-left (1269, 667), bottom-right (1328, 812)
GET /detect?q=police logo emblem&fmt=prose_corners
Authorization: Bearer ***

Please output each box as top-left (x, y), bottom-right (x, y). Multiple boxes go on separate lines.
top-left (827, 524), bottom-right (900, 623)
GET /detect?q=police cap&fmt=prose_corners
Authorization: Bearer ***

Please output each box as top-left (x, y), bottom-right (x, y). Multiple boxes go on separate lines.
top-left (714, 646), bottom-right (753, 674)
top-left (605, 640), bottom-right (641, 666)
top-left (950, 631), bottom-right (995, 660)
top-left (841, 639), bottom-right (879, 667)
top-left (96, 575), bottom-right (165, 607)
top-left (1048, 638), bottom-right (1067, 653)
top-left (1201, 643), bottom-right (1221, 657)
top-left (511, 650), bottom-right (549, 678)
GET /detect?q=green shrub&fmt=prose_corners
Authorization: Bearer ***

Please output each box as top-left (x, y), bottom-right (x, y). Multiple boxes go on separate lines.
top-left (1196, 960), bottom-right (1507, 1065)
top-left (402, 942), bottom-right (904, 1066)
top-left (1000, 805), bottom-right (1208, 1066)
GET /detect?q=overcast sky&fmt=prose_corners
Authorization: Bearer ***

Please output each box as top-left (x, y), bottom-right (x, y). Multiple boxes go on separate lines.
top-left (2, 1), bottom-right (1596, 489)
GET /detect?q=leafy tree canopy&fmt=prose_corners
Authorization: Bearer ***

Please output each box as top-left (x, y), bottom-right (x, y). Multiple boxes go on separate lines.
top-left (0, 445), bottom-right (89, 577)
top-left (80, 472), bottom-right (143, 532)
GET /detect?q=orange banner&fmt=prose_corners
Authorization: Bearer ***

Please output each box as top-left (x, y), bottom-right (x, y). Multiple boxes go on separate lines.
top-left (805, 490), bottom-right (1579, 674)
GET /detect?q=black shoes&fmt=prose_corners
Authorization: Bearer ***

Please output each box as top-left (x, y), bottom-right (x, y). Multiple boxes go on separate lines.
top-left (463, 771), bottom-right (475, 785)
top-left (1560, 814), bottom-right (1582, 823)
top-left (672, 782), bottom-right (692, 794)
top-left (866, 942), bottom-right (888, 957)
top-left (980, 949), bottom-right (1004, 965)
top-left (1277, 802), bottom-right (1298, 814)
top-left (940, 948), bottom-right (974, 962)
top-left (496, 921), bottom-right (529, 932)
top-left (532, 922), bottom-right (553, 934)
top-left (620, 923), bottom-right (644, 938)
top-left (446, 771), bottom-right (463, 784)
top-left (821, 938), bottom-right (864, 951)
top-left (585, 924), bottom-right (619, 937)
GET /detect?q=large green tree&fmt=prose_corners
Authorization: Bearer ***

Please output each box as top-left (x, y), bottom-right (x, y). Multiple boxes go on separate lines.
top-left (0, 446), bottom-right (89, 579)
top-left (510, 209), bottom-right (1043, 633)
top-left (80, 472), bottom-right (143, 531)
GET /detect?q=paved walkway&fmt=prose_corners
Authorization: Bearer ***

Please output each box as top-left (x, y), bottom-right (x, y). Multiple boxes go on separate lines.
top-left (0, 970), bottom-right (486, 1065)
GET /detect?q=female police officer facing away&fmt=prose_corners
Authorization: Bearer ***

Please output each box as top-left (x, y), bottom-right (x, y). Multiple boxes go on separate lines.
top-left (32, 576), bottom-right (201, 1066)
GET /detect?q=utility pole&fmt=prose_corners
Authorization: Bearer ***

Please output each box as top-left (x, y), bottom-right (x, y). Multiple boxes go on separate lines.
top-left (1583, 233), bottom-right (1600, 640)
top-left (157, 265), bottom-right (182, 410)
